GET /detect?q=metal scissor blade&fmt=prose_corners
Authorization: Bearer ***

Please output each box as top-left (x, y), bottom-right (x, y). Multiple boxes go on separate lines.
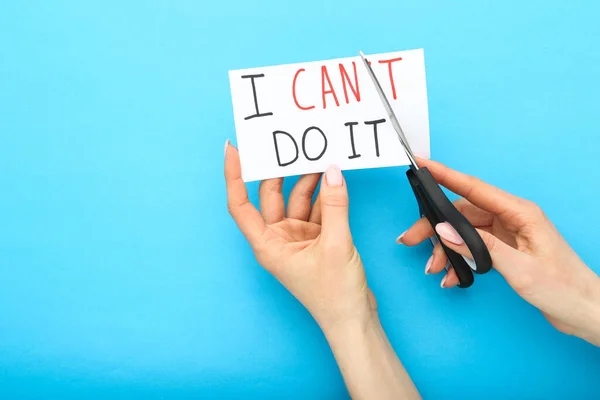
top-left (359, 51), bottom-right (418, 169)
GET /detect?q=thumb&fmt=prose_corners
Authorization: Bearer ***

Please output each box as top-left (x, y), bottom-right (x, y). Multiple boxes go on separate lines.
top-left (319, 165), bottom-right (351, 245)
top-left (434, 222), bottom-right (529, 279)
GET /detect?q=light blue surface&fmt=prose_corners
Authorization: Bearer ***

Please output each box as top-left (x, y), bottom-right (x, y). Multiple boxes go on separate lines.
top-left (2, 1), bottom-right (600, 398)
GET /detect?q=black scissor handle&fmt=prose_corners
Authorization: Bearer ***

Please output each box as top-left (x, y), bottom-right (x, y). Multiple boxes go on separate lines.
top-left (406, 167), bottom-right (493, 288)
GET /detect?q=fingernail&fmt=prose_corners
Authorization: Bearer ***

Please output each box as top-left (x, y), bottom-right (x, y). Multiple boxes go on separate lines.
top-left (440, 275), bottom-right (448, 288)
top-left (224, 139), bottom-right (230, 158)
top-left (425, 255), bottom-right (433, 275)
top-left (435, 222), bottom-right (464, 245)
top-left (325, 165), bottom-right (343, 187)
top-left (395, 231), bottom-right (407, 244)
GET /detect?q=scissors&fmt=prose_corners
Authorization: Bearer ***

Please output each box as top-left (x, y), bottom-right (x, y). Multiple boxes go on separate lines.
top-left (359, 51), bottom-right (492, 288)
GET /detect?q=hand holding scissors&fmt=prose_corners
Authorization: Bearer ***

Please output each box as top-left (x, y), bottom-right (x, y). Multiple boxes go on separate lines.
top-left (359, 51), bottom-right (493, 288)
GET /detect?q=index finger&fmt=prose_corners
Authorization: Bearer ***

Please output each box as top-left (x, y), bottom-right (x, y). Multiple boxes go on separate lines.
top-left (416, 157), bottom-right (523, 216)
top-left (224, 142), bottom-right (267, 246)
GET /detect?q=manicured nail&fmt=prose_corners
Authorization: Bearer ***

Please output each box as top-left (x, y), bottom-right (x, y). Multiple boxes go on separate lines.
top-left (325, 165), bottom-right (343, 187)
top-left (425, 255), bottom-right (433, 275)
top-left (440, 274), bottom-right (448, 288)
top-left (224, 139), bottom-right (230, 158)
top-left (435, 222), bottom-right (464, 245)
top-left (395, 231), bottom-right (407, 244)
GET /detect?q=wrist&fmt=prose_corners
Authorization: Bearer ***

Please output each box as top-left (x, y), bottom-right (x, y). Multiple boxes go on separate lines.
top-left (583, 289), bottom-right (600, 347)
top-left (312, 286), bottom-right (379, 340)
top-left (574, 278), bottom-right (600, 347)
top-left (592, 309), bottom-right (600, 347)
top-left (320, 310), bottom-right (381, 350)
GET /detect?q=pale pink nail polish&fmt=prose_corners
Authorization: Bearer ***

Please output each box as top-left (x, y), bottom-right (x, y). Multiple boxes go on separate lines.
top-left (325, 165), bottom-right (343, 187)
top-left (425, 255), bottom-right (433, 275)
top-left (435, 222), bottom-right (464, 245)
top-left (395, 231), bottom-right (407, 244)
top-left (440, 274), bottom-right (448, 288)
top-left (224, 139), bottom-right (230, 158)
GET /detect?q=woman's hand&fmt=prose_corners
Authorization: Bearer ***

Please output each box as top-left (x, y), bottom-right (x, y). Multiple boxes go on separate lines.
top-left (400, 158), bottom-right (600, 347)
top-left (224, 142), bottom-right (420, 399)
top-left (224, 142), bottom-right (373, 331)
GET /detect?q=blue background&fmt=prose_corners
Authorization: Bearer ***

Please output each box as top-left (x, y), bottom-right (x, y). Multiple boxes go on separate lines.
top-left (1, 0), bottom-right (600, 398)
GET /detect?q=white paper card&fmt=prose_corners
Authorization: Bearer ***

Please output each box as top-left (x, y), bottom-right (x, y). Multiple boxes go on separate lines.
top-left (228, 49), bottom-right (430, 182)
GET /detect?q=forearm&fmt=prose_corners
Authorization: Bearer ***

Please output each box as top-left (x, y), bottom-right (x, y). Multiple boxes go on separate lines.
top-left (323, 314), bottom-right (420, 400)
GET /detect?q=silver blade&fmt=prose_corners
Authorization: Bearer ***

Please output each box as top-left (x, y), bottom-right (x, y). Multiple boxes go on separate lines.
top-left (359, 51), bottom-right (418, 169)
